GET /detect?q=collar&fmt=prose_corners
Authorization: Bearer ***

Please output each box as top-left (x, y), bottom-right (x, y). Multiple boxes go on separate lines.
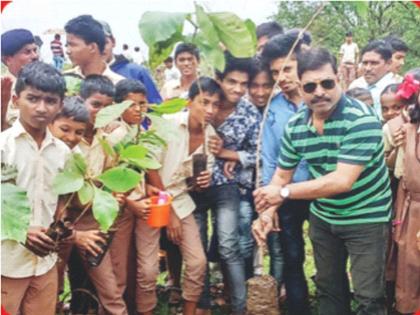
top-left (10, 119), bottom-right (57, 147)
top-left (368, 72), bottom-right (394, 89)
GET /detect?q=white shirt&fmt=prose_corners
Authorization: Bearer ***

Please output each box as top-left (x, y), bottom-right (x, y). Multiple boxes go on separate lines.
top-left (349, 72), bottom-right (397, 119)
top-left (340, 42), bottom-right (359, 64)
top-left (164, 67), bottom-right (180, 83)
top-left (155, 111), bottom-right (216, 219)
top-left (1, 120), bottom-right (71, 278)
top-left (65, 64), bottom-right (124, 85)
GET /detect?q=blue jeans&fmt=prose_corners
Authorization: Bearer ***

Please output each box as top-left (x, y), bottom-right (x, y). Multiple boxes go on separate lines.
top-left (53, 55), bottom-right (64, 71)
top-left (191, 184), bottom-right (246, 313)
top-left (238, 188), bottom-right (256, 279)
top-left (267, 230), bottom-right (284, 285)
top-left (278, 199), bottom-right (311, 315)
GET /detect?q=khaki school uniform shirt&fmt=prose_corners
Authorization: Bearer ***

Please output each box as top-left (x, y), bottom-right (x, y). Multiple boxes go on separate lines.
top-left (65, 64), bottom-right (124, 85)
top-left (1, 120), bottom-right (71, 278)
top-left (155, 111), bottom-right (216, 219)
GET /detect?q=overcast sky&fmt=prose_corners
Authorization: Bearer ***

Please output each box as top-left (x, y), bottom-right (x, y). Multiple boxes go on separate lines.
top-left (1, 0), bottom-right (278, 62)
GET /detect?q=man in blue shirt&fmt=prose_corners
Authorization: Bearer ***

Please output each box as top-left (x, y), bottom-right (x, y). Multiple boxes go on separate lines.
top-left (100, 21), bottom-right (162, 105)
top-left (260, 32), bottom-right (311, 315)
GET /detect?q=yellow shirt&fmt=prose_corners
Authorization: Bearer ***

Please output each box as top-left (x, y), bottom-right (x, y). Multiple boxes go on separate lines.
top-left (64, 64), bottom-right (124, 85)
top-left (1, 120), bottom-right (71, 278)
top-left (156, 111), bottom-right (216, 219)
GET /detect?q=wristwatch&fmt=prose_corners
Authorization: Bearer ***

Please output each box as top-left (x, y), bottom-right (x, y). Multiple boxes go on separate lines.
top-left (280, 186), bottom-right (290, 199)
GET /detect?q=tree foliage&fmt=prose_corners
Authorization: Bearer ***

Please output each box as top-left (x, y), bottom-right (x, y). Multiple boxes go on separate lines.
top-left (272, 1), bottom-right (420, 72)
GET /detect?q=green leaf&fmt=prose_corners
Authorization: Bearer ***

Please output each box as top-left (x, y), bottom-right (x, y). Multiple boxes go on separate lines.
top-left (145, 113), bottom-right (180, 142)
top-left (77, 181), bottom-right (94, 205)
top-left (129, 157), bottom-right (161, 170)
top-left (64, 153), bottom-right (87, 176)
top-left (195, 4), bottom-right (220, 46)
top-left (120, 145), bottom-right (148, 160)
top-left (1, 183), bottom-right (31, 242)
top-left (1, 162), bottom-right (18, 184)
top-left (97, 167), bottom-right (141, 193)
top-left (64, 75), bottom-right (82, 97)
top-left (208, 12), bottom-right (256, 58)
top-left (244, 19), bottom-right (257, 48)
top-left (139, 12), bottom-right (188, 69)
top-left (97, 136), bottom-right (116, 158)
top-left (194, 32), bottom-right (226, 71)
top-left (92, 187), bottom-right (119, 231)
top-left (53, 170), bottom-right (84, 195)
top-left (149, 98), bottom-right (188, 114)
top-left (94, 101), bottom-right (133, 128)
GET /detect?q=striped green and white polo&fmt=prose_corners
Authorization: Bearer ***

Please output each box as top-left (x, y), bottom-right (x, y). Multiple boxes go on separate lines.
top-left (278, 95), bottom-right (392, 225)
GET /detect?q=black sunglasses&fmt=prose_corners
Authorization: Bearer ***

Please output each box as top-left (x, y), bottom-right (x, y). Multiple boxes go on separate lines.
top-left (302, 79), bottom-right (336, 94)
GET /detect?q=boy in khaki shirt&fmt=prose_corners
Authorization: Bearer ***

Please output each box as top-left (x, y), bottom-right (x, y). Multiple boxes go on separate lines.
top-left (1, 62), bottom-right (70, 315)
top-left (136, 77), bottom-right (221, 315)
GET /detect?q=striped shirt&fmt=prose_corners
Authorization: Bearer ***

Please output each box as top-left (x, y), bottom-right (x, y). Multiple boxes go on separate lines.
top-left (278, 94), bottom-right (391, 225)
top-left (50, 39), bottom-right (63, 57)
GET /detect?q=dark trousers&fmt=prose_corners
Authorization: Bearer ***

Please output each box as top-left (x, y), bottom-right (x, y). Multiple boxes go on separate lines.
top-left (279, 199), bottom-right (311, 315)
top-left (309, 213), bottom-right (389, 315)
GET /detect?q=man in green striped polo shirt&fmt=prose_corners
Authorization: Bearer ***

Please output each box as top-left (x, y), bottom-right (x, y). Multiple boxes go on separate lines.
top-left (253, 48), bottom-right (390, 315)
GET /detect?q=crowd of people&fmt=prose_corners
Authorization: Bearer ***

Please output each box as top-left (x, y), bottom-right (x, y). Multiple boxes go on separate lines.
top-left (1, 13), bottom-right (419, 315)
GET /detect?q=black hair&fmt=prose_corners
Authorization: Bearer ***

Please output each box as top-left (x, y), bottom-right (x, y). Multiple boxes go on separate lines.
top-left (346, 87), bottom-right (372, 101)
top-left (256, 21), bottom-right (284, 40)
top-left (174, 43), bottom-right (200, 62)
top-left (297, 48), bottom-right (338, 79)
top-left (115, 79), bottom-right (147, 103)
top-left (215, 51), bottom-right (253, 81)
top-left (54, 34), bottom-right (61, 40)
top-left (383, 35), bottom-right (409, 53)
top-left (380, 83), bottom-right (400, 97)
top-left (15, 61), bottom-right (66, 100)
top-left (188, 76), bottom-right (223, 100)
top-left (164, 56), bottom-right (173, 63)
top-left (361, 40), bottom-right (393, 61)
top-left (80, 75), bottom-right (114, 100)
top-left (64, 15), bottom-right (106, 53)
top-left (249, 57), bottom-right (274, 86)
top-left (285, 28), bottom-right (312, 46)
top-left (261, 32), bottom-right (304, 67)
top-left (54, 96), bottom-right (90, 123)
top-left (134, 46), bottom-right (140, 52)
top-left (122, 44), bottom-right (129, 50)
top-left (406, 68), bottom-right (420, 123)
top-left (345, 31), bottom-right (353, 37)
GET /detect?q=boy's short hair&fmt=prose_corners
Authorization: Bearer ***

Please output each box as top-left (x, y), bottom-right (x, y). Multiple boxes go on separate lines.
top-left (384, 35), bottom-right (408, 53)
top-left (249, 57), bottom-right (274, 86)
top-left (215, 52), bottom-right (253, 81)
top-left (64, 15), bottom-right (106, 53)
top-left (346, 87), bottom-right (372, 101)
top-left (174, 43), bottom-right (200, 62)
top-left (54, 96), bottom-right (90, 123)
top-left (256, 21), bottom-right (284, 40)
top-left (297, 48), bottom-right (337, 79)
top-left (115, 79), bottom-right (147, 103)
top-left (380, 83), bottom-right (400, 97)
top-left (261, 32), bottom-right (304, 66)
top-left (361, 40), bottom-right (393, 61)
top-left (15, 61), bottom-right (66, 100)
top-left (189, 76), bottom-right (222, 100)
top-left (80, 75), bottom-right (115, 100)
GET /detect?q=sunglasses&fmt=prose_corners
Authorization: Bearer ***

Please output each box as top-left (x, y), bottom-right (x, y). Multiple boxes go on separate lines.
top-left (302, 79), bottom-right (336, 94)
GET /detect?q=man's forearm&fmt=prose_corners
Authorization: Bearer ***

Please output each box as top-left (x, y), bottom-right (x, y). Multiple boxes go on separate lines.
top-left (218, 148), bottom-right (240, 161)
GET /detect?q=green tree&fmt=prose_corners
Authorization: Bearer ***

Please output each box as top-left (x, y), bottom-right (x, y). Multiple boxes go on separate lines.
top-left (272, 1), bottom-right (420, 71)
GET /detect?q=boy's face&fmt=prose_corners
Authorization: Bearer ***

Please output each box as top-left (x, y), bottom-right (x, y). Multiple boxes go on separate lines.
top-left (13, 87), bottom-right (62, 131)
top-left (270, 56), bottom-right (299, 94)
top-left (390, 51), bottom-right (406, 75)
top-left (49, 117), bottom-right (87, 149)
top-left (189, 92), bottom-right (220, 125)
top-left (219, 71), bottom-right (249, 105)
top-left (381, 92), bottom-right (403, 122)
top-left (84, 92), bottom-right (114, 125)
top-left (66, 33), bottom-right (94, 67)
top-left (175, 52), bottom-right (198, 77)
top-left (121, 92), bottom-right (147, 125)
top-left (249, 71), bottom-right (273, 108)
